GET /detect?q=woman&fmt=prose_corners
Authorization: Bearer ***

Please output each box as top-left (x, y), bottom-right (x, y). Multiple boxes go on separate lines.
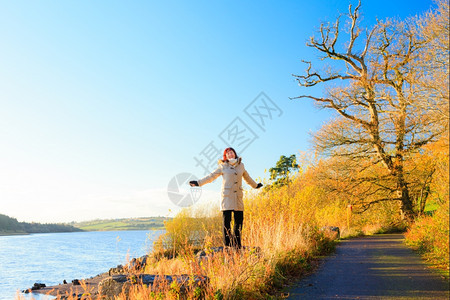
top-left (190, 147), bottom-right (262, 249)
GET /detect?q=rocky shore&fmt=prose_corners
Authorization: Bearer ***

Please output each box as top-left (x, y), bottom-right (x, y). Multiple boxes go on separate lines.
top-left (23, 273), bottom-right (109, 299)
top-left (23, 254), bottom-right (209, 299)
top-left (23, 255), bottom-right (149, 299)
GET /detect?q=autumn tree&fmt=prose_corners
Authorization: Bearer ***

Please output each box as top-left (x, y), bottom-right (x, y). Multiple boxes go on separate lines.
top-left (415, 0), bottom-right (449, 133)
top-left (291, 1), bottom-right (447, 221)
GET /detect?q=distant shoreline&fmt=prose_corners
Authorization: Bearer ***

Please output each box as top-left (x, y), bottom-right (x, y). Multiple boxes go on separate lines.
top-left (0, 232), bottom-right (29, 236)
top-left (71, 217), bottom-right (169, 231)
top-left (0, 228), bottom-right (165, 237)
top-left (1, 214), bottom-right (170, 236)
top-left (81, 227), bottom-right (165, 232)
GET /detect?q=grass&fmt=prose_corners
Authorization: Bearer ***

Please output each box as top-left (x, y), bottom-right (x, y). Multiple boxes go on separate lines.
top-left (139, 227), bottom-right (336, 299)
top-left (72, 217), bottom-right (169, 231)
top-left (404, 198), bottom-right (450, 279)
top-left (111, 176), bottom-right (364, 299)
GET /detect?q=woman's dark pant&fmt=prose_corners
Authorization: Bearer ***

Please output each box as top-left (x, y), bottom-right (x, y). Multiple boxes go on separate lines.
top-left (222, 210), bottom-right (243, 248)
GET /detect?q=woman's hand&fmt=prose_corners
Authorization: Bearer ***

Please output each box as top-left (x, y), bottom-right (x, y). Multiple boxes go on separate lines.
top-left (189, 180), bottom-right (199, 187)
top-left (256, 183), bottom-right (263, 189)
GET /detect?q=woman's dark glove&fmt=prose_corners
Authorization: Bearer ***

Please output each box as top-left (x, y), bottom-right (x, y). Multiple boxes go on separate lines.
top-left (189, 180), bottom-right (199, 187)
top-left (256, 183), bottom-right (263, 189)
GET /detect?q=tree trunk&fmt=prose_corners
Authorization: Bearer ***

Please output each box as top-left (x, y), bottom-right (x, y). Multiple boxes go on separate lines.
top-left (398, 177), bottom-right (416, 222)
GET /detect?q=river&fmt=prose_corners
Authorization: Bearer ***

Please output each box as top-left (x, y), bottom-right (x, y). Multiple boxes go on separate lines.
top-left (0, 230), bottom-right (164, 300)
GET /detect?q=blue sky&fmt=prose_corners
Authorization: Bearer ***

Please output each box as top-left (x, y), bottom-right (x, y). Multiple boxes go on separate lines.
top-left (0, 0), bottom-right (435, 222)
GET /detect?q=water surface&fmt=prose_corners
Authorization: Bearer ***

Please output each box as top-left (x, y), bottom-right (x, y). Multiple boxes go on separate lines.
top-left (0, 230), bottom-right (164, 300)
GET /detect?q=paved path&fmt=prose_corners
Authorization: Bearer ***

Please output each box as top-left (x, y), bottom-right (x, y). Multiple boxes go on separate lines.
top-left (287, 234), bottom-right (449, 299)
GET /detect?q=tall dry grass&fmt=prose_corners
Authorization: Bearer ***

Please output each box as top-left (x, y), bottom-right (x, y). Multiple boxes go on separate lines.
top-left (139, 168), bottom-right (389, 298)
top-left (404, 137), bottom-right (449, 277)
top-left (404, 198), bottom-right (449, 276)
top-left (131, 161), bottom-right (418, 299)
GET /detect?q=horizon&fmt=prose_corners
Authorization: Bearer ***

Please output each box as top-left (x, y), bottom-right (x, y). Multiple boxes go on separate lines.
top-left (1, 213), bottom-right (171, 224)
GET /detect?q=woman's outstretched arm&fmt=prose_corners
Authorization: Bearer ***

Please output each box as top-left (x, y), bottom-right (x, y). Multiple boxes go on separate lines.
top-left (192, 167), bottom-right (222, 187)
top-left (243, 168), bottom-right (261, 189)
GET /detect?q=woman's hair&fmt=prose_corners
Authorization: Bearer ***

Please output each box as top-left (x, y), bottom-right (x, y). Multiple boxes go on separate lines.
top-left (223, 147), bottom-right (238, 161)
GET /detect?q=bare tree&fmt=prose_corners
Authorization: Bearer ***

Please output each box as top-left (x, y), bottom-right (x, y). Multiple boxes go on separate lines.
top-left (291, 1), bottom-right (447, 221)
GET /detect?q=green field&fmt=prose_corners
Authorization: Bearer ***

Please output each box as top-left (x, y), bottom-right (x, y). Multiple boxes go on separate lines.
top-left (71, 217), bottom-right (169, 231)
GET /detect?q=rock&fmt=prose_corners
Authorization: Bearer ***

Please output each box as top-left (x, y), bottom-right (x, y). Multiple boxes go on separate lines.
top-left (98, 276), bottom-right (132, 300)
top-left (108, 264), bottom-right (123, 275)
top-left (128, 255), bottom-right (149, 270)
top-left (196, 246), bottom-right (224, 258)
top-left (31, 283), bottom-right (46, 290)
top-left (59, 292), bottom-right (87, 300)
top-left (321, 226), bottom-right (340, 240)
top-left (23, 282), bottom-right (46, 293)
top-left (108, 255), bottom-right (149, 275)
top-left (72, 279), bottom-right (81, 285)
top-left (196, 246), bottom-right (261, 262)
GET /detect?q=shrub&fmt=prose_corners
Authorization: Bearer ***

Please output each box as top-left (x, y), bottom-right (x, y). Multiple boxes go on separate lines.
top-left (405, 198), bottom-right (449, 274)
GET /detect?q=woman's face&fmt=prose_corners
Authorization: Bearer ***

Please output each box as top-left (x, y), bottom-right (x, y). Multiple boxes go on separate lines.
top-left (226, 149), bottom-right (236, 160)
